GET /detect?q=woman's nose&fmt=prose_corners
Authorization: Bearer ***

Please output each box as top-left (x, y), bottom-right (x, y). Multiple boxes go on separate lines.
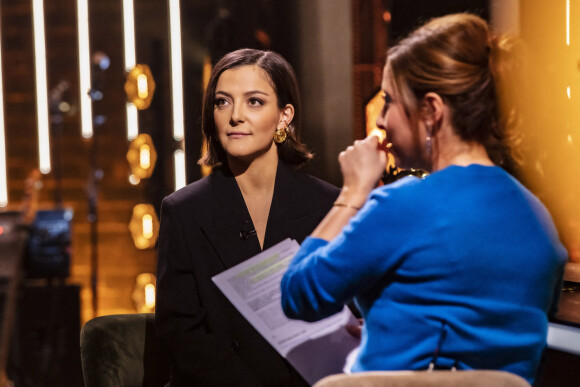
top-left (230, 103), bottom-right (244, 125)
top-left (376, 104), bottom-right (388, 129)
top-left (376, 113), bottom-right (386, 130)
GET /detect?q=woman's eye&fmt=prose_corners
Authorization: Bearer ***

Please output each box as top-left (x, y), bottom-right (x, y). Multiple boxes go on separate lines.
top-left (381, 93), bottom-right (392, 115)
top-left (248, 98), bottom-right (263, 106)
top-left (214, 98), bottom-right (228, 108)
top-left (381, 101), bottom-right (390, 116)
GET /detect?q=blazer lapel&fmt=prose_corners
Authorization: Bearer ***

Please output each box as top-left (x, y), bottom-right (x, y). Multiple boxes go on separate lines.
top-left (264, 162), bottom-right (320, 249)
top-left (201, 167), bottom-right (262, 270)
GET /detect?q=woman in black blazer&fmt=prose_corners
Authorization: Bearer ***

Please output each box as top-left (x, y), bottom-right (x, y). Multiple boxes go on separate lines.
top-left (156, 49), bottom-right (339, 386)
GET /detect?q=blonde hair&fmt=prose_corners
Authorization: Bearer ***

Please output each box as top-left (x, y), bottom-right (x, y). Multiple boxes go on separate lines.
top-left (386, 13), bottom-right (520, 169)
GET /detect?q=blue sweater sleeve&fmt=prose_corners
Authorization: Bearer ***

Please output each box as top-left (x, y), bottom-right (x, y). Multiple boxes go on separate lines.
top-left (280, 237), bottom-right (336, 321)
top-left (281, 184), bottom-right (416, 322)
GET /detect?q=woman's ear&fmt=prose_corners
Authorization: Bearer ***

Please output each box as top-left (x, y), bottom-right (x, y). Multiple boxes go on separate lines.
top-left (279, 104), bottom-right (295, 128)
top-left (420, 92), bottom-right (444, 128)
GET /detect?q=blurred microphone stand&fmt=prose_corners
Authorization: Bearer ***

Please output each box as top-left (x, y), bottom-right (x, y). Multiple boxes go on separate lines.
top-left (87, 52), bottom-right (109, 319)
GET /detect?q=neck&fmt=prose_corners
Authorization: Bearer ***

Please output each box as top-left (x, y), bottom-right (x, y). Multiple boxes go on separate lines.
top-left (429, 122), bottom-right (493, 171)
top-left (228, 147), bottom-right (279, 195)
top-left (228, 146), bottom-right (279, 250)
top-left (432, 139), bottom-right (493, 172)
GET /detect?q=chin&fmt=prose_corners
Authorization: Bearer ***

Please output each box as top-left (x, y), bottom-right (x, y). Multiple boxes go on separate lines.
top-left (392, 154), bottom-right (409, 170)
top-left (223, 145), bottom-right (252, 158)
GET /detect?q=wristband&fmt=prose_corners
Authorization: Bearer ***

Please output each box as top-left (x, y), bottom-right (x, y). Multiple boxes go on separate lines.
top-left (333, 202), bottom-right (361, 211)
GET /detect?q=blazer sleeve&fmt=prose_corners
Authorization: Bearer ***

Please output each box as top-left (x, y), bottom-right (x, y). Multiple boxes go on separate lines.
top-left (155, 195), bottom-right (260, 386)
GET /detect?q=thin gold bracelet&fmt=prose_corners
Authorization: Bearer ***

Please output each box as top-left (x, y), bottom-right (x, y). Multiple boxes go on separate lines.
top-left (333, 201), bottom-right (361, 211)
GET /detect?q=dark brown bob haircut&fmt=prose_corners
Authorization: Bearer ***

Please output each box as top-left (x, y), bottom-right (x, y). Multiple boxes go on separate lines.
top-left (198, 48), bottom-right (313, 168)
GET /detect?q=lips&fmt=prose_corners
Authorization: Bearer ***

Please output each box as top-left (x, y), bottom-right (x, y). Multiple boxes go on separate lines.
top-left (227, 132), bottom-right (250, 138)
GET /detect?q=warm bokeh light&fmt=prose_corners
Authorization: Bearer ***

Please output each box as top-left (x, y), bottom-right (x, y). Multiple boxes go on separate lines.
top-left (128, 173), bottom-right (140, 185)
top-left (517, 1), bottom-right (580, 262)
top-left (126, 133), bottom-right (157, 179)
top-left (132, 273), bottom-right (156, 312)
top-left (142, 213), bottom-right (153, 239)
top-left (201, 54), bottom-right (213, 178)
top-left (124, 64), bottom-right (156, 110)
top-left (145, 283), bottom-right (156, 309)
top-left (137, 73), bottom-right (149, 99)
top-left (365, 91), bottom-right (384, 136)
top-left (365, 90), bottom-right (396, 173)
top-left (382, 11), bottom-right (392, 23)
top-left (139, 144), bottom-right (151, 169)
top-left (129, 204), bottom-right (159, 249)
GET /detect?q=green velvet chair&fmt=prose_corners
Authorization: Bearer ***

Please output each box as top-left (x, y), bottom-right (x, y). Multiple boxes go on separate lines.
top-left (80, 313), bottom-right (171, 387)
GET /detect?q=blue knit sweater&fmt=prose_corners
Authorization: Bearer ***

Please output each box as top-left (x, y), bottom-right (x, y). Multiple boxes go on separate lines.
top-left (281, 165), bottom-right (567, 384)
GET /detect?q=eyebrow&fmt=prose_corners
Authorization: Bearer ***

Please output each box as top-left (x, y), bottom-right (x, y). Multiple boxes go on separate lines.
top-left (215, 90), bottom-right (270, 98)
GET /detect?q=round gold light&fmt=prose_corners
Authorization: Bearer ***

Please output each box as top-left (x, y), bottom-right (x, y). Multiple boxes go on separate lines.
top-left (126, 133), bottom-right (157, 179)
top-left (124, 64), bottom-right (156, 110)
top-left (132, 273), bottom-right (156, 312)
top-left (129, 203), bottom-right (160, 250)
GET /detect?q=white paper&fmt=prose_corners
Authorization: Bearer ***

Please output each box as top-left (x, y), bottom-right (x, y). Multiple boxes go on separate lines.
top-left (212, 238), bottom-right (360, 385)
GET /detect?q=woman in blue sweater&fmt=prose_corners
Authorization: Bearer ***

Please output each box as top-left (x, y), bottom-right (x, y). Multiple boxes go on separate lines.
top-left (281, 13), bottom-right (567, 385)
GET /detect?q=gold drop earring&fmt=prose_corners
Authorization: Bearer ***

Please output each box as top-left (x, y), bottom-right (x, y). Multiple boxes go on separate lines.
top-left (274, 126), bottom-right (289, 144)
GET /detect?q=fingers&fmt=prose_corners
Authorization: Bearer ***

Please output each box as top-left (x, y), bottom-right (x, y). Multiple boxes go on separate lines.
top-left (367, 128), bottom-right (386, 144)
top-left (341, 137), bottom-right (377, 155)
top-left (338, 136), bottom-right (386, 168)
top-left (338, 135), bottom-right (388, 200)
top-left (366, 129), bottom-right (394, 154)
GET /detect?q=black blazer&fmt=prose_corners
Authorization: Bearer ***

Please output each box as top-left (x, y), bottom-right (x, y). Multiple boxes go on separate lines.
top-left (156, 162), bottom-right (339, 386)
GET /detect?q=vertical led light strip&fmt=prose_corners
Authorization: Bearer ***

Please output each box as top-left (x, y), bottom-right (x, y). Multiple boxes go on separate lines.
top-left (174, 149), bottom-right (186, 191)
top-left (0, 8), bottom-right (7, 207)
top-left (32, 0), bottom-right (51, 173)
top-left (123, 0), bottom-right (136, 70)
top-left (77, 0), bottom-right (93, 138)
top-left (169, 0), bottom-right (184, 141)
top-left (566, 0), bottom-right (571, 102)
top-left (169, 0), bottom-right (186, 190)
top-left (123, 0), bottom-right (139, 140)
top-left (566, 0), bottom-right (570, 46)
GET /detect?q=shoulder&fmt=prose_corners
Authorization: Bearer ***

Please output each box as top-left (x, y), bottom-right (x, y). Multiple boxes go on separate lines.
top-left (162, 175), bottom-right (212, 207)
top-left (278, 162), bottom-right (340, 200)
top-left (161, 168), bottom-right (230, 211)
top-left (298, 172), bottom-right (341, 200)
top-left (372, 175), bottom-right (423, 203)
